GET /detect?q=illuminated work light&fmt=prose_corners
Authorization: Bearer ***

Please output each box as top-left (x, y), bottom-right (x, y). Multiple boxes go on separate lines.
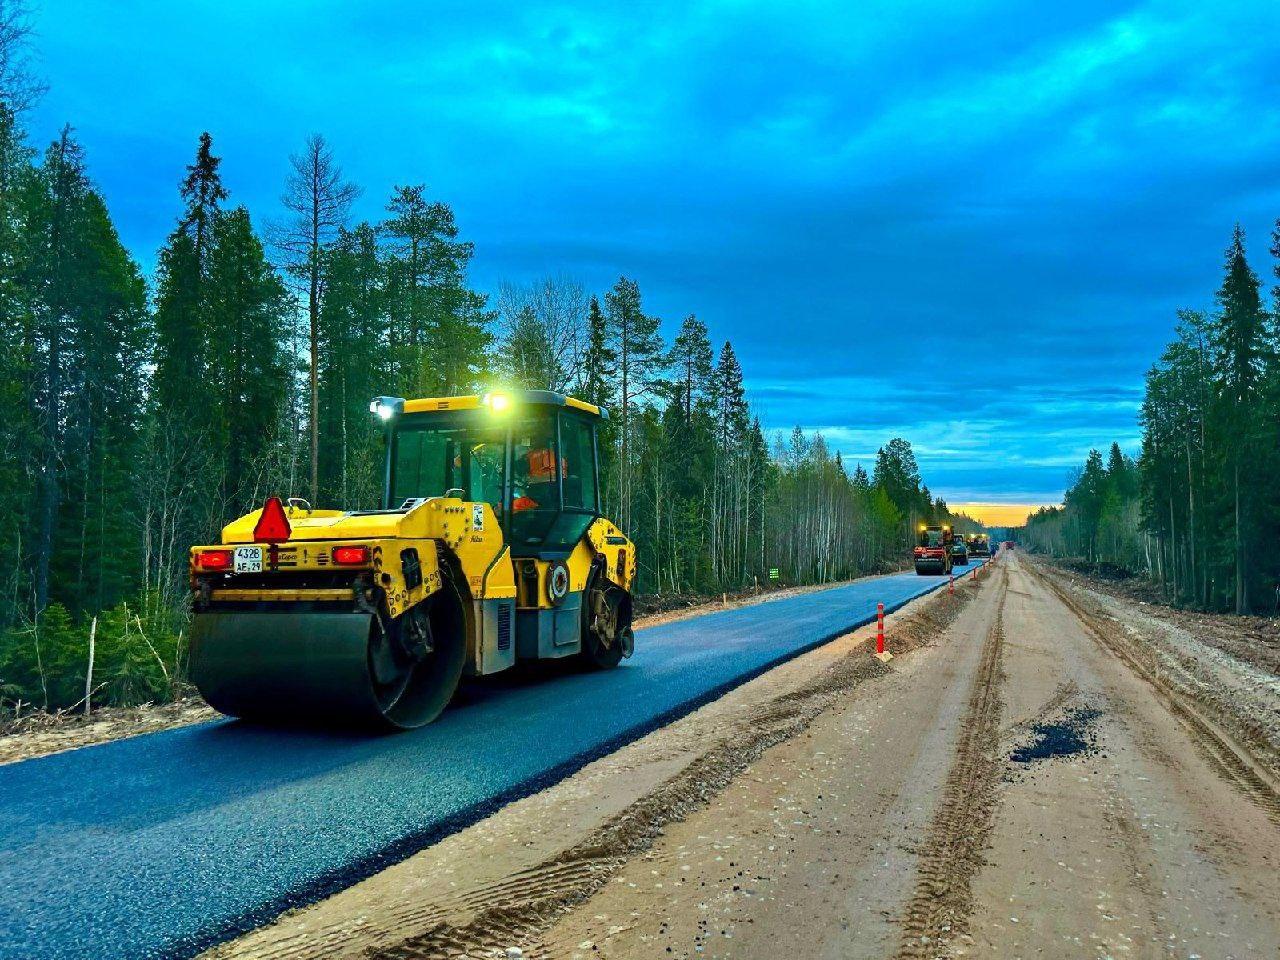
top-left (369, 396), bottom-right (405, 421)
top-left (482, 391), bottom-right (512, 413)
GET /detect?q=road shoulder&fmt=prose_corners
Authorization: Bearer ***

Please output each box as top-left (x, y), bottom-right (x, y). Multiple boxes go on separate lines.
top-left (957, 555), bottom-right (1280, 959)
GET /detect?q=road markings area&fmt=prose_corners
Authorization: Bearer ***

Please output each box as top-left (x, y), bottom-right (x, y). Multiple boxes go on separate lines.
top-left (207, 554), bottom-right (1280, 960)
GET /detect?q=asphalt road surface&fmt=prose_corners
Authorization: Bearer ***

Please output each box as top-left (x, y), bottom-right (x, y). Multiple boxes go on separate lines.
top-left (0, 561), bottom-right (984, 960)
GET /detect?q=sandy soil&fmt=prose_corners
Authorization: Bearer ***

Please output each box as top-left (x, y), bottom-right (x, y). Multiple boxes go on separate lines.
top-left (203, 551), bottom-right (1280, 960)
top-left (957, 556), bottom-right (1279, 960)
top-left (1038, 558), bottom-right (1280, 785)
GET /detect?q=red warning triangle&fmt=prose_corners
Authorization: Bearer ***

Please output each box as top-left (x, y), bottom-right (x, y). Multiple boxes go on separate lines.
top-left (253, 496), bottom-right (292, 543)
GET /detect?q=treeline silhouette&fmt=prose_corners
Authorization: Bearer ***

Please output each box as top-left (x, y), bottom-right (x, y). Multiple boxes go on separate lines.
top-left (1024, 225), bottom-right (1280, 614)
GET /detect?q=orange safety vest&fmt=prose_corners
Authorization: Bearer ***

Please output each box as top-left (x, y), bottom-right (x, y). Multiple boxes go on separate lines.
top-left (525, 448), bottom-right (566, 483)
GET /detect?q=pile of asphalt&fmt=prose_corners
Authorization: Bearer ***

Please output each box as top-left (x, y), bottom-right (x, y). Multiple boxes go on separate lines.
top-left (1010, 707), bottom-right (1102, 764)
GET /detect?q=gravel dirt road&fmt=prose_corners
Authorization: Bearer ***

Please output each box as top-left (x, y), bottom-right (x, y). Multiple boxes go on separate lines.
top-left (208, 552), bottom-right (1279, 959)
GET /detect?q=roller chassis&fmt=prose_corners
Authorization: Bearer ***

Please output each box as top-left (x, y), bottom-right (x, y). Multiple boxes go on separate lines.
top-left (913, 558), bottom-right (951, 576)
top-left (190, 501), bottom-right (635, 729)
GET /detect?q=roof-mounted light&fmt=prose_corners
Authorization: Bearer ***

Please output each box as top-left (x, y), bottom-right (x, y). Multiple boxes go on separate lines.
top-left (482, 391), bottom-right (512, 413)
top-left (369, 396), bottom-right (405, 422)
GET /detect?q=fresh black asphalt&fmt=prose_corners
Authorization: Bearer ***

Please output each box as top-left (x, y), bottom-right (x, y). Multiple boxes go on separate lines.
top-left (0, 561), bottom-right (983, 959)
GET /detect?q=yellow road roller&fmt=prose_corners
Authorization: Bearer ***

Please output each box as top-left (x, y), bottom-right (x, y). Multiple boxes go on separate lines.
top-left (189, 390), bottom-right (636, 729)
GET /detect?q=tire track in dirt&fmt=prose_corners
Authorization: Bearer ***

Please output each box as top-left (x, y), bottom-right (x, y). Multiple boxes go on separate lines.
top-left (361, 590), bottom-right (978, 960)
top-left (895, 568), bottom-right (1008, 960)
top-left (1028, 560), bottom-right (1280, 827)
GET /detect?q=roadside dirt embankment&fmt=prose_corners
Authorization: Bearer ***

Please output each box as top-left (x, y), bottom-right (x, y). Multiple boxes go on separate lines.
top-left (1044, 557), bottom-right (1280, 675)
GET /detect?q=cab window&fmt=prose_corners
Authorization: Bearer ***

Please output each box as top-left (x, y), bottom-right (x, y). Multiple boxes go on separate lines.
top-left (511, 417), bottom-right (560, 513)
top-left (559, 415), bottom-right (598, 512)
top-left (507, 412), bottom-right (598, 554)
top-left (390, 417), bottom-right (506, 510)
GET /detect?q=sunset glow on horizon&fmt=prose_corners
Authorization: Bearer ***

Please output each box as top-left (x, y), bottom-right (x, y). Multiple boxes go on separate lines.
top-left (950, 503), bottom-right (1057, 529)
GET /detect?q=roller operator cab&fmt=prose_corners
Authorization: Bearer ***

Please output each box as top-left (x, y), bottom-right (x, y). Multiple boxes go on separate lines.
top-left (188, 390), bottom-right (637, 730)
top-left (913, 525), bottom-right (954, 576)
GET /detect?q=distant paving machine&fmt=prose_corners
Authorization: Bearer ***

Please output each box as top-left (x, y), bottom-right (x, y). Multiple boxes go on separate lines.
top-left (913, 524), bottom-right (954, 576)
top-left (966, 533), bottom-right (991, 558)
top-left (189, 390), bottom-right (637, 729)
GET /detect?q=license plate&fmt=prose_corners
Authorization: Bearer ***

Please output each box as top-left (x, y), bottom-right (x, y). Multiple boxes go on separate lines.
top-left (233, 546), bottom-right (263, 573)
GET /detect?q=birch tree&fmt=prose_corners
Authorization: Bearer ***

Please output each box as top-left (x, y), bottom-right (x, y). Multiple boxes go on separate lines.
top-left (275, 133), bottom-right (360, 503)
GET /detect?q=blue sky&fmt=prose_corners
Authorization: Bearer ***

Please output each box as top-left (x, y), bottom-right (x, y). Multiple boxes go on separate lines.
top-left (27, 0), bottom-right (1280, 504)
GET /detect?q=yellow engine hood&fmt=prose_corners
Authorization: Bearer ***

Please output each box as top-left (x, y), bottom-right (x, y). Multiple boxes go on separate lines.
top-left (220, 499), bottom-right (475, 544)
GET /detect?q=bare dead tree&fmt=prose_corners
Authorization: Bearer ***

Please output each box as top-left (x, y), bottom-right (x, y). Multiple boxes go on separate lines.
top-left (494, 275), bottom-right (588, 391)
top-left (0, 0), bottom-right (46, 112)
top-left (273, 133), bottom-right (361, 503)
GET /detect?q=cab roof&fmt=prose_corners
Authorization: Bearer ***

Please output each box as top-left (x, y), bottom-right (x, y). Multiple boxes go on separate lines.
top-left (402, 390), bottom-right (607, 420)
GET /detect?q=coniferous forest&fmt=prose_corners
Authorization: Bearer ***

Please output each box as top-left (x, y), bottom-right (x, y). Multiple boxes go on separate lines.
top-left (0, 19), bottom-right (970, 715)
top-left (1024, 225), bottom-right (1280, 615)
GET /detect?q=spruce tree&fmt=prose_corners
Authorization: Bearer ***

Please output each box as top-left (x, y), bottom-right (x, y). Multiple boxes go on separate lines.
top-left (578, 294), bottom-right (617, 507)
top-left (669, 314), bottom-right (713, 422)
top-left (0, 102), bottom-right (36, 625)
top-left (382, 184), bottom-right (489, 396)
top-left (56, 189), bottom-right (149, 613)
top-left (29, 127), bottom-right (90, 612)
top-left (153, 132), bottom-right (227, 426)
top-left (204, 207), bottom-right (292, 509)
top-left (578, 295), bottom-right (616, 409)
top-left (872, 438), bottom-right (921, 519)
top-left (317, 223), bottom-right (387, 507)
top-left (711, 342), bottom-right (749, 447)
top-left (1212, 225), bottom-right (1266, 610)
